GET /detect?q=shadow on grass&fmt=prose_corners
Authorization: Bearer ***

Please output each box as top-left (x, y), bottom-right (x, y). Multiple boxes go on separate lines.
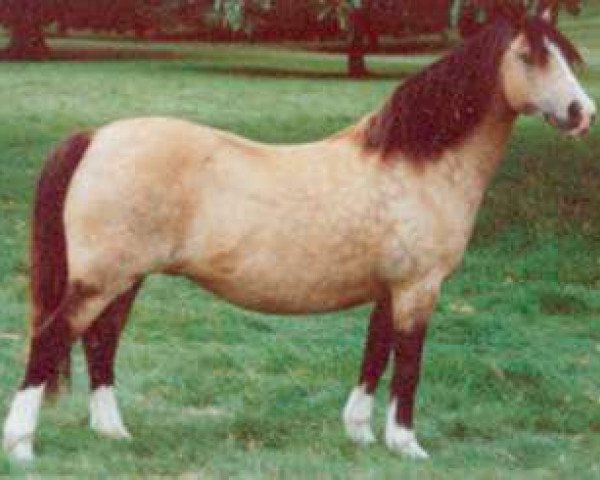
top-left (0, 47), bottom-right (181, 62)
top-left (0, 47), bottom-right (416, 80)
top-left (308, 38), bottom-right (453, 55)
top-left (169, 63), bottom-right (414, 80)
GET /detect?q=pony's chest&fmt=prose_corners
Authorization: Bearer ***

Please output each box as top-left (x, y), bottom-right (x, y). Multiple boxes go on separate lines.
top-left (378, 192), bottom-right (474, 281)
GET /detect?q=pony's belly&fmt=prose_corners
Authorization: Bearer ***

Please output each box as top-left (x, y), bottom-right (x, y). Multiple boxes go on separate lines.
top-left (204, 282), bottom-right (377, 314)
top-left (180, 264), bottom-right (380, 315)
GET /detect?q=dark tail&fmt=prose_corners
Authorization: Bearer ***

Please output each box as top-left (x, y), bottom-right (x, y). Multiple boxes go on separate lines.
top-left (29, 132), bottom-right (92, 394)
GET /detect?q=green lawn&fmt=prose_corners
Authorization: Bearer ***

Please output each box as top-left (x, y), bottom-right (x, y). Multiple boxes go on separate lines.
top-left (1, 18), bottom-right (600, 478)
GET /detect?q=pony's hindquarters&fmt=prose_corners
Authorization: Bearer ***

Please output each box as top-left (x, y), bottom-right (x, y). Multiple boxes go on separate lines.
top-left (3, 133), bottom-right (91, 460)
top-left (2, 133), bottom-right (140, 461)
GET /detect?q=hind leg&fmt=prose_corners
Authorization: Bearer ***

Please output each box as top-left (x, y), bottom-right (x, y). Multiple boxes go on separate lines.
top-left (343, 293), bottom-right (393, 444)
top-left (84, 281), bottom-right (142, 440)
top-left (3, 282), bottom-right (127, 461)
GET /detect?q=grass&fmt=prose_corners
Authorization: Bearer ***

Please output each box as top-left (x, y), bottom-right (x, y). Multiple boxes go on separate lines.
top-left (1, 16), bottom-right (600, 479)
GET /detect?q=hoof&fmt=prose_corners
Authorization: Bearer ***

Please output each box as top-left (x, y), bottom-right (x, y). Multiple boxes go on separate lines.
top-left (342, 385), bottom-right (376, 445)
top-left (89, 386), bottom-right (131, 440)
top-left (3, 436), bottom-right (35, 462)
top-left (3, 385), bottom-right (45, 462)
top-left (385, 401), bottom-right (429, 460)
top-left (344, 419), bottom-right (376, 445)
top-left (90, 418), bottom-right (131, 440)
top-left (385, 430), bottom-right (429, 459)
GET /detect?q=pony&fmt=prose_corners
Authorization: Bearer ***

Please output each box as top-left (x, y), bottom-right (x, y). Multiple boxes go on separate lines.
top-left (3, 9), bottom-right (595, 461)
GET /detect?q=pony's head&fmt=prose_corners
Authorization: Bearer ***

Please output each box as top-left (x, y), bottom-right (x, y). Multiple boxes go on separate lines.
top-left (364, 7), bottom-right (595, 161)
top-left (499, 9), bottom-right (596, 136)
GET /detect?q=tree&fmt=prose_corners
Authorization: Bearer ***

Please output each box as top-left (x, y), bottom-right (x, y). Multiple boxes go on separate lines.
top-left (316, 0), bottom-right (452, 77)
top-left (211, 0), bottom-right (369, 75)
top-left (314, 0), bottom-right (368, 77)
top-left (211, 1), bottom-right (455, 77)
top-left (347, 3), bottom-right (369, 77)
top-left (0, 0), bottom-right (163, 59)
top-left (0, 0), bottom-right (55, 59)
top-left (57, 0), bottom-right (159, 37)
top-left (211, 0), bottom-right (272, 34)
top-left (452, 0), bottom-right (582, 37)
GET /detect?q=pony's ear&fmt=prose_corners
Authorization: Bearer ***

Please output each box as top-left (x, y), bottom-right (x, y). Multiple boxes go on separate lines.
top-left (539, 6), bottom-right (554, 23)
top-left (491, 1), bottom-right (527, 26)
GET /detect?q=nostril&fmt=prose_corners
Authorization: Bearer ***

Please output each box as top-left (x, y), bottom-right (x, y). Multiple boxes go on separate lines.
top-left (568, 101), bottom-right (582, 124)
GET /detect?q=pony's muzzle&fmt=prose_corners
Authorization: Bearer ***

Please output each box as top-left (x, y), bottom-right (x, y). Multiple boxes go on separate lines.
top-left (569, 111), bottom-right (596, 137)
top-left (545, 99), bottom-right (596, 137)
top-left (568, 98), bottom-right (597, 137)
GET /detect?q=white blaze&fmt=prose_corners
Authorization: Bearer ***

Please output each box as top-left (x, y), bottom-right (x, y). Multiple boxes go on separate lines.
top-left (538, 41), bottom-right (596, 134)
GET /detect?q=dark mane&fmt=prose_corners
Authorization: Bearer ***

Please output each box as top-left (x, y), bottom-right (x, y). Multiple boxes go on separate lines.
top-left (364, 17), bottom-right (582, 162)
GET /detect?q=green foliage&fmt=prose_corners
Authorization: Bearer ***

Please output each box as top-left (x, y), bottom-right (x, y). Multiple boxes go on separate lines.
top-left (212, 0), bottom-right (272, 32)
top-left (314, 0), bottom-right (361, 31)
top-left (0, 0), bottom-right (157, 31)
top-left (213, 0), bottom-right (249, 30)
top-left (451, 0), bottom-right (582, 30)
top-left (0, 0), bottom-right (168, 58)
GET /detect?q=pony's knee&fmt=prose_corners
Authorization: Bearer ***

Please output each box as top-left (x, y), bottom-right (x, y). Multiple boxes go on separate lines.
top-left (62, 280), bottom-right (127, 335)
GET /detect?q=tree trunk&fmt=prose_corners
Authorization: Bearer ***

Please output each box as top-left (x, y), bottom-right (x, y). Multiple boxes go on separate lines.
top-left (367, 30), bottom-right (379, 51)
top-left (347, 8), bottom-right (368, 78)
top-left (458, 4), bottom-right (479, 38)
top-left (5, 21), bottom-right (50, 60)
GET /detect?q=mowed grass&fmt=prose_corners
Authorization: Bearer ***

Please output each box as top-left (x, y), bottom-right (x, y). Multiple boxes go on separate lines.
top-left (1, 17), bottom-right (600, 478)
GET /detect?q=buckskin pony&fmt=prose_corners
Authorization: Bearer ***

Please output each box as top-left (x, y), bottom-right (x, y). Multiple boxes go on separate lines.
top-left (3, 8), bottom-right (595, 461)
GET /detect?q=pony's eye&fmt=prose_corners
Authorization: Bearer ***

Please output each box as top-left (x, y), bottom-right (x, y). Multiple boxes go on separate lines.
top-left (519, 52), bottom-right (534, 66)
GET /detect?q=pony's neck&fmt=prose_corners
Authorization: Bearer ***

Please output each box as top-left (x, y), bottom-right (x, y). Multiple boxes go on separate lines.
top-left (448, 95), bottom-right (516, 192)
top-left (388, 93), bottom-right (517, 221)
